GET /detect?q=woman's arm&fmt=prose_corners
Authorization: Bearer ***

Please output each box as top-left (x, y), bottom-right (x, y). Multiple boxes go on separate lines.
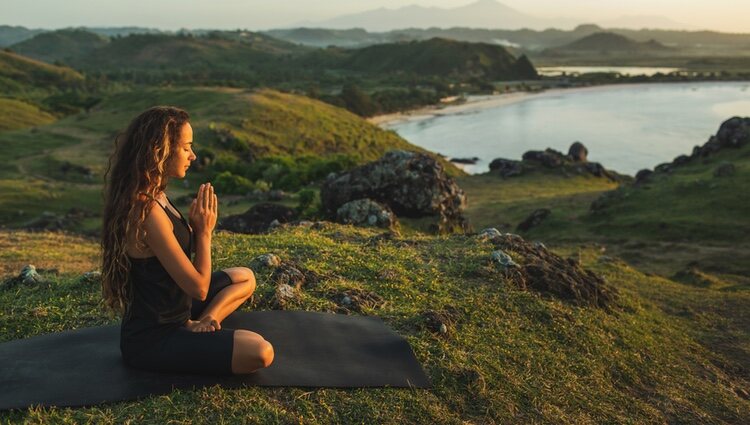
top-left (143, 204), bottom-right (212, 300)
top-left (143, 183), bottom-right (217, 300)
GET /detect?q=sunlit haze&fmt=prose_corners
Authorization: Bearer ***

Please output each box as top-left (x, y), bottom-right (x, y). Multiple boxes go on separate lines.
top-left (1, 0), bottom-right (749, 33)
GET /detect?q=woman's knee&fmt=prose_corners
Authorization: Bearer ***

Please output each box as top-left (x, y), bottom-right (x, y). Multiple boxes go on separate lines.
top-left (225, 267), bottom-right (256, 296)
top-left (232, 330), bottom-right (274, 373)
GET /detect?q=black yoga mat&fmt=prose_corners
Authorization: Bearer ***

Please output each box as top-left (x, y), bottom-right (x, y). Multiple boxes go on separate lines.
top-left (0, 310), bottom-right (430, 410)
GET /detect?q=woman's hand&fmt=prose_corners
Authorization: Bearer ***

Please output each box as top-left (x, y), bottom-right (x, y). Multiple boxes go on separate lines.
top-left (188, 183), bottom-right (217, 237)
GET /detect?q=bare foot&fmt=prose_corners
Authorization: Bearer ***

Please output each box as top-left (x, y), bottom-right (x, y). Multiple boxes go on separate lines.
top-left (184, 316), bottom-right (221, 332)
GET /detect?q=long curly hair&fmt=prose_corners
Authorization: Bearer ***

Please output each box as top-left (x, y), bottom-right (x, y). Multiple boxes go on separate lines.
top-left (100, 106), bottom-right (190, 316)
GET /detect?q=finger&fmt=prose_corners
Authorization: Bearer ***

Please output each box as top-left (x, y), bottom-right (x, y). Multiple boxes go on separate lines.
top-left (203, 184), bottom-right (210, 210)
top-left (212, 194), bottom-right (217, 212)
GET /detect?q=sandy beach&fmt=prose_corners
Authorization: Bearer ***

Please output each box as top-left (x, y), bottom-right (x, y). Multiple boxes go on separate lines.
top-left (367, 83), bottom-right (643, 127)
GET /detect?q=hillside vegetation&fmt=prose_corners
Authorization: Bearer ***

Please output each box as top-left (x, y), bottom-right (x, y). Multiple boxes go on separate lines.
top-left (0, 87), bottom-right (461, 234)
top-left (342, 38), bottom-right (538, 79)
top-left (0, 223), bottom-right (747, 423)
top-left (459, 125), bottom-right (750, 279)
top-left (544, 32), bottom-right (672, 55)
top-left (10, 29), bottom-right (109, 63)
top-left (0, 50), bottom-right (84, 95)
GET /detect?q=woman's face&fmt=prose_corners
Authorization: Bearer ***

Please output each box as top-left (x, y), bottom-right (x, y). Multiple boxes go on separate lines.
top-left (167, 122), bottom-right (196, 179)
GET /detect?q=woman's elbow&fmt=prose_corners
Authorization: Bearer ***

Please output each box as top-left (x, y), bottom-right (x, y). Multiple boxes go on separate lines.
top-left (196, 290), bottom-right (208, 302)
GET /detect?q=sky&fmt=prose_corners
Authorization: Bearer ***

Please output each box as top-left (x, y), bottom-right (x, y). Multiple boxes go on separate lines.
top-left (2, 0), bottom-right (749, 33)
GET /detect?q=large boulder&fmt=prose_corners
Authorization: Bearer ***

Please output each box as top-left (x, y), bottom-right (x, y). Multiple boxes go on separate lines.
top-left (522, 148), bottom-right (565, 168)
top-left (568, 142), bottom-right (588, 162)
top-left (218, 202), bottom-right (297, 234)
top-left (488, 158), bottom-right (523, 177)
top-left (653, 116), bottom-right (750, 174)
top-left (321, 150), bottom-right (469, 233)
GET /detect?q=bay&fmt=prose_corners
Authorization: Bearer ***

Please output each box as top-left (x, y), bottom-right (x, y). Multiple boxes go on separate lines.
top-left (382, 82), bottom-right (750, 175)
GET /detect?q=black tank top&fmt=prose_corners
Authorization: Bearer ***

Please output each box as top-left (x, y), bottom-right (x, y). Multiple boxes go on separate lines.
top-left (120, 196), bottom-right (194, 348)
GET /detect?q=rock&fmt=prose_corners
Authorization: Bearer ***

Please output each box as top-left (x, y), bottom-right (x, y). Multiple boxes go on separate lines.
top-left (714, 161), bottom-right (735, 177)
top-left (329, 288), bottom-right (385, 314)
top-left (654, 163), bottom-right (673, 173)
top-left (320, 150), bottom-right (469, 234)
top-left (522, 148), bottom-right (565, 168)
top-left (422, 306), bottom-right (460, 336)
top-left (450, 157), bottom-right (479, 164)
top-left (488, 158), bottom-right (523, 177)
top-left (673, 155), bottom-right (691, 166)
top-left (269, 261), bottom-right (321, 289)
top-left (657, 117), bottom-right (749, 172)
top-left (583, 162), bottom-right (618, 181)
top-left (1, 265), bottom-right (46, 290)
top-left (218, 203), bottom-right (297, 234)
top-left (79, 270), bottom-right (101, 285)
top-left (491, 250), bottom-right (518, 268)
top-left (270, 264), bottom-right (306, 289)
top-left (517, 208), bottom-right (551, 232)
top-left (715, 116), bottom-right (750, 148)
top-left (477, 228), bottom-right (502, 240)
top-left (335, 198), bottom-right (398, 230)
top-left (271, 283), bottom-right (298, 309)
top-left (21, 265), bottom-right (43, 285)
top-left (634, 169), bottom-right (653, 186)
top-left (490, 233), bottom-right (617, 308)
top-left (252, 253), bottom-right (281, 269)
top-left (568, 142), bottom-right (588, 162)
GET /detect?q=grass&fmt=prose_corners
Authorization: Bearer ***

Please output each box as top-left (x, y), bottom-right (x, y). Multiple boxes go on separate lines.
top-left (458, 142), bottom-right (750, 278)
top-left (0, 226), bottom-right (747, 423)
top-left (0, 98), bottom-right (55, 132)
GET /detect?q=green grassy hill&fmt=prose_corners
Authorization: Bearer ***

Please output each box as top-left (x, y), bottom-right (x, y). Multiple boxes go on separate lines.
top-left (0, 50), bottom-right (86, 131)
top-left (0, 87), bottom-right (461, 234)
top-left (543, 32), bottom-right (672, 56)
top-left (10, 29), bottom-right (109, 63)
top-left (0, 25), bottom-right (44, 47)
top-left (0, 223), bottom-right (747, 423)
top-left (0, 50), bottom-right (84, 95)
top-left (73, 32), bottom-right (307, 70)
top-left (0, 98), bottom-right (55, 131)
top-left (458, 124), bottom-right (750, 279)
top-left (343, 37), bottom-right (538, 80)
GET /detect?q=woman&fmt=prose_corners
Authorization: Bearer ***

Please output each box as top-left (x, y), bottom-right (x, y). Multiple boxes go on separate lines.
top-left (100, 106), bottom-right (274, 375)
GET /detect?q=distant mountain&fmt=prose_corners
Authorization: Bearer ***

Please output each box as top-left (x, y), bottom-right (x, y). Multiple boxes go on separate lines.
top-left (545, 32), bottom-right (673, 54)
top-left (10, 29), bottom-right (109, 63)
top-left (309, 0), bottom-right (695, 32)
top-left (0, 25), bottom-right (45, 47)
top-left (314, 0), bottom-right (559, 32)
top-left (342, 37), bottom-right (537, 79)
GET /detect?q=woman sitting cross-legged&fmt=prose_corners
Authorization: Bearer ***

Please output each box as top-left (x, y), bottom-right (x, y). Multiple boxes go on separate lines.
top-left (101, 106), bottom-right (274, 375)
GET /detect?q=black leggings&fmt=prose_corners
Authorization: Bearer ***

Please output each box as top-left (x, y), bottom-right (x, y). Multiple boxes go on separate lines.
top-left (127, 270), bottom-right (237, 375)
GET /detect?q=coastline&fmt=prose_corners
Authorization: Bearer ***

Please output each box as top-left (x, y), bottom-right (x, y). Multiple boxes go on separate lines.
top-left (366, 82), bottom-right (690, 127)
